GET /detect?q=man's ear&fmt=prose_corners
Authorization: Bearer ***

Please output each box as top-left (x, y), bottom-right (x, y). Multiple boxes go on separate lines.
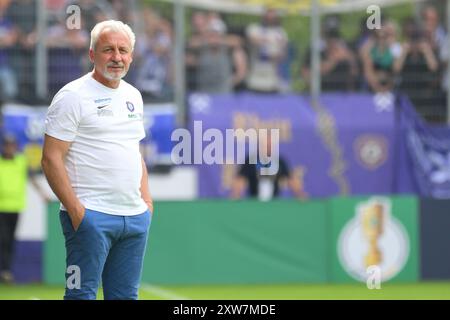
top-left (89, 48), bottom-right (94, 63)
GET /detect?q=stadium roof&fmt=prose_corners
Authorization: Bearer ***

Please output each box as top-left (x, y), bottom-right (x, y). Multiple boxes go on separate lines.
top-left (162, 0), bottom-right (423, 15)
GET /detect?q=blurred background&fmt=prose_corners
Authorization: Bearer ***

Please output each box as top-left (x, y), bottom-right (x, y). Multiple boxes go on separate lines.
top-left (1, 0), bottom-right (450, 299)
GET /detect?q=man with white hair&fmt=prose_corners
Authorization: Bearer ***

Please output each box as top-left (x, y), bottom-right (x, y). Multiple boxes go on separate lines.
top-left (41, 20), bottom-right (153, 300)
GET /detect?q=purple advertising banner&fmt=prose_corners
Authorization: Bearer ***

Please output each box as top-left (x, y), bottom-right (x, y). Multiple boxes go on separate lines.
top-left (2, 104), bottom-right (177, 170)
top-left (188, 92), bottom-right (397, 198)
top-left (396, 95), bottom-right (450, 198)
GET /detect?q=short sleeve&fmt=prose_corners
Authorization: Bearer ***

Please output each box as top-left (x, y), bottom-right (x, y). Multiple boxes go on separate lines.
top-left (45, 90), bottom-right (82, 142)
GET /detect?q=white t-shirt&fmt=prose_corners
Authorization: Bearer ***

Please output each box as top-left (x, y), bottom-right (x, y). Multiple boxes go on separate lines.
top-left (246, 23), bottom-right (288, 92)
top-left (45, 72), bottom-right (148, 216)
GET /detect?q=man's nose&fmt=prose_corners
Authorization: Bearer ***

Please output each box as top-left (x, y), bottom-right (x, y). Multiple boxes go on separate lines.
top-left (111, 49), bottom-right (122, 62)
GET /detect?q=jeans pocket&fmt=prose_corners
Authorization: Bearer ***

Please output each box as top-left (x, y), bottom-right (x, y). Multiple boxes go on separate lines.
top-left (60, 210), bottom-right (89, 234)
top-left (74, 209), bottom-right (89, 234)
top-left (59, 211), bottom-right (72, 236)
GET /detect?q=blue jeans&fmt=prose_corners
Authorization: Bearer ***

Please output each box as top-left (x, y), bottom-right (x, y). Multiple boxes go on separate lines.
top-left (59, 208), bottom-right (151, 300)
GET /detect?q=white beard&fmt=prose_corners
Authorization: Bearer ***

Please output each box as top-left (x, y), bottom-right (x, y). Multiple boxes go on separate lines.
top-left (102, 66), bottom-right (127, 81)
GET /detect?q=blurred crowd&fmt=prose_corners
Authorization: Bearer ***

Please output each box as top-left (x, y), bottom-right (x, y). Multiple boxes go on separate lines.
top-left (188, 5), bottom-right (449, 121)
top-left (0, 0), bottom-right (171, 104)
top-left (0, 0), bottom-right (448, 121)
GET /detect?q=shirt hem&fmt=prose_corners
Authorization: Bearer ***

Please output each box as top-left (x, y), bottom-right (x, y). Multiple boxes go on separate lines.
top-left (60, 203), bottom-right (149, 216)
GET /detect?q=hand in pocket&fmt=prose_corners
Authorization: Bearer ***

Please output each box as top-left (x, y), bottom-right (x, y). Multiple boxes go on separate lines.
top-left (69, 207), bottom-right (86, 232)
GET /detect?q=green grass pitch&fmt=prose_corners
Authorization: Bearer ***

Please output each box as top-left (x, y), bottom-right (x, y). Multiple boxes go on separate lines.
top-left (0, 282), bottom-right (449, 300)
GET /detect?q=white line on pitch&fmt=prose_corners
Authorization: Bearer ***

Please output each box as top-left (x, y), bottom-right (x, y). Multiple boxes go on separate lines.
top-left (141, 284), bottom-right (190, 300)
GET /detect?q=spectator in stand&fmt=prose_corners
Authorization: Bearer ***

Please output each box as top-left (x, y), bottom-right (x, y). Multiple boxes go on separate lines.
top-left (360, 20), bottom-right (402, 93)
top-left (302, 21), bottom-right (358, 92)
top-left (6, 0), bottom-right (37, 104)
top-left (0, 1), bottom-right (18, 101)
top-left (421, 5), bottom-right (446, 58)
top-left (245, 8), bottom-right (287, 93)
top-left (191, 11), bottom-right (208, 37)
top-left (46, 18), bottom-right (89, 97)
top-left (352, 17), bottom-right (372, 52)
top-left (186, 11), bottom-right (247, 94)
top-left (185, 11), bottom-right (209, 92)
top-left (134, 8), bottom-right (174, 102)
top-left (421, 5), bottom-right (449, 95)
top-left (384, 20), bottom-right (403, 62)
top-left (394, 18), bottom-right (441, 116)
top-left (351, 17), bottom-right (374, 90)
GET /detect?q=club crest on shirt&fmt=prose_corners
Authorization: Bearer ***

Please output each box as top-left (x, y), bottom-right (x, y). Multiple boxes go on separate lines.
top-left (126, 101), bottom-right (135, 112)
